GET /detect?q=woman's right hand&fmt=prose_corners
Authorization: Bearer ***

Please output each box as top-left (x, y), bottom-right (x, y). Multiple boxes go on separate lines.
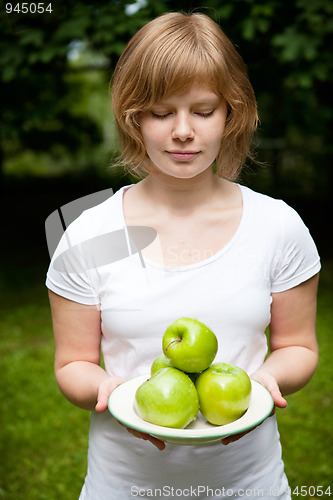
top-left (95, 376), bottom-right (166, 451)
top-left (95, 375), bottom-right (126, 412)
top-left (125, 427), bottom-right (166, 451)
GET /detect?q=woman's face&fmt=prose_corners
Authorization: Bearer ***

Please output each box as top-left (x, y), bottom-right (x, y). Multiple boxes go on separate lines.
top-left (139, 85), bottom-right (228, 180)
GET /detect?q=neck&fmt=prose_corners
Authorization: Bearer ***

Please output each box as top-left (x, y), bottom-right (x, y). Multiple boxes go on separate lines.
top-left (140, 168), bottom-right (223, 216)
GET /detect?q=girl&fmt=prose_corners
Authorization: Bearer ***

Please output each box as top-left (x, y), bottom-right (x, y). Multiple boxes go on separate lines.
top-left (47, 12), bottom-right (320, 499)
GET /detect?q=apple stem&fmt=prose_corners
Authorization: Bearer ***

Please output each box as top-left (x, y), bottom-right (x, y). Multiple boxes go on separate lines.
top-left (165, 339), bottom-right (182, 351)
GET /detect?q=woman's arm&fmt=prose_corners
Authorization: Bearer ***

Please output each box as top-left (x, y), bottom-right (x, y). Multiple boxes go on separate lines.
top-left (222, 273), bottom-right (319, 445)
top-left (48, 290), bottom-right (165, 450)
top-left (252, 272), bottom-right (319, 404)
top-left (48, 290), bottom-right (123, 411)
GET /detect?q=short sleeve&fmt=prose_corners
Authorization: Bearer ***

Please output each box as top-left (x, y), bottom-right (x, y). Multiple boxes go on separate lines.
top-left (46, 215), bottom-right (100, 305)
top-left (271, 202), bottom-right (321, 293)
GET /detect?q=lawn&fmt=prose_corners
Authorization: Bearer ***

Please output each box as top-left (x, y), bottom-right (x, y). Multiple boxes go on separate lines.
top-left (0, 260), bottom-right (332, 500)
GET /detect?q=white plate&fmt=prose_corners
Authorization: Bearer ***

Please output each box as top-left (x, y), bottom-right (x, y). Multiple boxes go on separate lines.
top-left (108, 374), bottom-right (274, 446)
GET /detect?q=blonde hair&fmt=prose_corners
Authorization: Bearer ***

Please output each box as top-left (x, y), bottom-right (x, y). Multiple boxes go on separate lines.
top-left (111, 12), bottom-right (258, 179)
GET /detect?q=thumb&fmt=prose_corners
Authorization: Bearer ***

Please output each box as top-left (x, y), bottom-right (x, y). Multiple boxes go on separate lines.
top-left (95, 390), bottom-right (109, 412)
top-left (95, 376), bottom-right (126, 413)
top-left (251, 371), bottom-right (287, 409)
top-left (270, 386), bottom-right (287, 409)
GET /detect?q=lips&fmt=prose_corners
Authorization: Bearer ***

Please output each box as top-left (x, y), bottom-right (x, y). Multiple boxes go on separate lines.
top-left (167, 151), bottom-right (200, 161)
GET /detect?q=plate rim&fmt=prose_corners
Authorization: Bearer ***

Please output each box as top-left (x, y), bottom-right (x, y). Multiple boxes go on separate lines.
top-left (108, 373), bottom-right (274, 443)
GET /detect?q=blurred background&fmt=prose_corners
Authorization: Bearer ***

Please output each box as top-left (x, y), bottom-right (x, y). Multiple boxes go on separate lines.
top-left (1, 1), bottom-right (332, 499)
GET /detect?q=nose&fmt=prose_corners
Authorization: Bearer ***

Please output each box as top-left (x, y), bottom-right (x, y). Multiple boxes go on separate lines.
top-left (171, 112), bottom-right (194, 141)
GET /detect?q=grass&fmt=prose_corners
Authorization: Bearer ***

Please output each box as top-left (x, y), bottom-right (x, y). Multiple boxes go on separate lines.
top-left (0, 261), bottom-right (332, 500)
top-left (0, 264), bottom-right (90, 500)
top-left (276, 261), bottom-right (333, 497)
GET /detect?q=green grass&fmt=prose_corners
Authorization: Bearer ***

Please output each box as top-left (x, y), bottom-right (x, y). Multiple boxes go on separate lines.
top-left (276, 261), bottom-right (333, 497)
top-left (0, 262), bottom-right (332, 499)
top-left (0, 265), bottom-right (90, 500)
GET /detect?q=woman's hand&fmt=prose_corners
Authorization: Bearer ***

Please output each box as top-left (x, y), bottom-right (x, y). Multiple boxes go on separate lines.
top-left (125, 427), bottom-right (166, 451)
top-left (96, 376), bottom-right (166, 450)
top-left (251, 370), bottom-right (287, 409)
top-left (221, 370), bottom-right (286, 446)
top-left (95, 376), bottom-right (127, 412)
top-left (222, 275), bottom-right (319, 446)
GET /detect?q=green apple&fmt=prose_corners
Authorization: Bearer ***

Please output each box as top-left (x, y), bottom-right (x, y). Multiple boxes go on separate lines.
top-left (162, 317), bottom-right (218, 373)
top-left (151, 354), bottom-right (199, 384)
top-left (195, 362), bottom-right (252, 425)
top-left (150, 353), bottom-right (172, 375)
top-left (135, 367), bottom-right (199, 428)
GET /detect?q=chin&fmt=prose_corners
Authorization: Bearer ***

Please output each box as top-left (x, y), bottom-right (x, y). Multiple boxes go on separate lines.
top-left (156, 165), bottom-right (213, 180)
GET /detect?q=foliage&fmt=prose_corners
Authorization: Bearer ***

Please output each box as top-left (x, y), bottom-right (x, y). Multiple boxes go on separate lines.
top-left (1, 0), bottom-right (333, 195)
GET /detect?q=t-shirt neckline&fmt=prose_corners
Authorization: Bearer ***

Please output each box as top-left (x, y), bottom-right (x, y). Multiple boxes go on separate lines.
top-left (119, 183), bottom-right (248, 272)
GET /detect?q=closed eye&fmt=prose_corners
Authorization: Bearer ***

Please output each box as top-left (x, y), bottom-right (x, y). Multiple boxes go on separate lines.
top-left (151, 112), bottom-right (171, 120)
top-left (196, 110), bottom-right (215, 118)
top-left (151, 110), bottom-right (215, 119)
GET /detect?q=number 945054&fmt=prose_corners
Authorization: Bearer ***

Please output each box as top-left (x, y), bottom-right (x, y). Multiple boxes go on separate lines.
top-left (6, 3), bottom-right (53, 14)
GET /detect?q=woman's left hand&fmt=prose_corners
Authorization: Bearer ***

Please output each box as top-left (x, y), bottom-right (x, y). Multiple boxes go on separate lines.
top-left (221, 370), bottom-right (287, 445)
top-left (251, 370), bottom-right (288, 409)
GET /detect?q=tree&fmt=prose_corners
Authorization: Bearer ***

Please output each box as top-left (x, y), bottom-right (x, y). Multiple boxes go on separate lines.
top-left (0, 1), bottom-right (150, 182)
top-left (1, 0), bottom-right (332, 196)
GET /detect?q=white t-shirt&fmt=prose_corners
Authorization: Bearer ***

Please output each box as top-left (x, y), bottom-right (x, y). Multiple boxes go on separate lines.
top-left (46, 184), bottom-right (321, 500)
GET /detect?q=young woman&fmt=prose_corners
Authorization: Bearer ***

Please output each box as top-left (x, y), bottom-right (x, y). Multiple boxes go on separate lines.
top-left (47, 12), bottom-right (320, 499)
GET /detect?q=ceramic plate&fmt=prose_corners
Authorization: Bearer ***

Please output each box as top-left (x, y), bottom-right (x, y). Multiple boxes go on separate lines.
top-left (108, 374), bottom-right (274, 446)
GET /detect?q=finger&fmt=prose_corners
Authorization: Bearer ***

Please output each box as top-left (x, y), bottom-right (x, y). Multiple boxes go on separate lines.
top-left (95, 392), bottom-right (109, 412)
top-left (145, 434), bottom-right (166, 451)
top-left (95, 377), bottom-right (125, 413)
top-left (269, 386), bottom-right (287, 409)
top-left (95, 386), bottom-right (115, 412)
top-left (126, 428), bottom-right (166, 451)
top-left (252, 373), bottom-right (287, 409)
top-left (222, 430), bottom-right (249, 446)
